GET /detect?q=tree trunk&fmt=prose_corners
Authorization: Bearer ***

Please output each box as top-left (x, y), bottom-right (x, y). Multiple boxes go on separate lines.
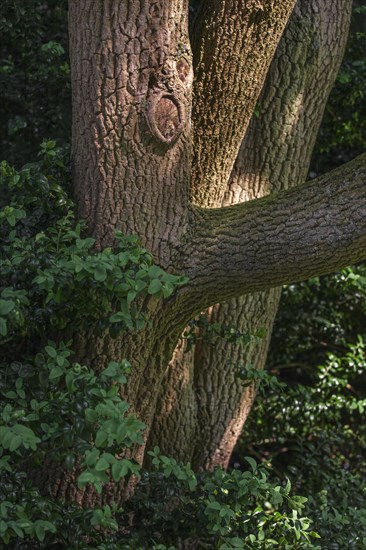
top-left (60, 0), bottom-right (366, 507)
top-left (68, 0), bottom-right (295, 463)
top-left (148, 0), bottom-right (353, 468)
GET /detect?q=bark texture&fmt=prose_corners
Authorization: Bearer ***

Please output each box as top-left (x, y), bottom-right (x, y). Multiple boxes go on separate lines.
top-left (69, 0), bottom-right (192, 265)
top-left (187, 152), bottom-right (366, 306)
top-left (64, 0), bottom-right (365, 505)
top-left (190, 0), bottom-right (296, 206)
top-left (148, 0), bottom-right (354, 468)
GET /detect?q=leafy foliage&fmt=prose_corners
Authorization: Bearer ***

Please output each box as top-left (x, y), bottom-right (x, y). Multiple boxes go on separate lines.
top-left (122, 449), bottom-right (319, 549)
top-left (238, 279), bottom-right (366, 548)
top-left (183, 312), bottom-right (266, 352)
top-left (0, 146), bottom-right (187, 548)
top-left (269, 268), bottom-right (366, 370)
top-left (0, 142), bottom-right (187, 348)
top-left (0, 343), bottom-right (142, 545)
top-left (0, 0), bottom-right (70, 165)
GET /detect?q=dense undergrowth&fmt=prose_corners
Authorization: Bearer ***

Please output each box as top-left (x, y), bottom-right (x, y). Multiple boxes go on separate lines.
top-left (1, 0), bottom-right (366, 548)
top-left (0, 145), bottom-right (319, 548)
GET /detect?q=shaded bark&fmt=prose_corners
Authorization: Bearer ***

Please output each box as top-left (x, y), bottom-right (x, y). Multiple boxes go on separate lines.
top-left (190, 0), bottom-right (296, 206)
top-left (63, 0), bottom-right (364, 505)
top-left (149, 0), bottom-right (354, 468)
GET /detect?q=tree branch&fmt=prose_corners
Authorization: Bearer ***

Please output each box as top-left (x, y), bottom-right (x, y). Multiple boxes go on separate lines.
top-left (185, 154), bottom-right (366, 307)
top-left (190, 0), bottom-right (296, 207)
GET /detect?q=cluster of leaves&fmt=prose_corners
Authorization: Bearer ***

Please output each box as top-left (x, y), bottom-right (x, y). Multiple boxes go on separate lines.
top-left (235, 362), bottom-right (286, 394)
top-left (183, 313), bottom-right (266, 353)
top-left (242, 337), bottom-right (366, 447)
top-left (0, 142), bottom-right (187, 347)
top-left (120, 449), bottom-right (318, 549)
top-left (1, 449), bottom-right (319, 548)
top-left (0, 145), bottom-right (189, 547)
top-left (182, 315), bottom-right (283, 394)
top-left (269, 268), bottom-right (366, 370)
top-left (0, 342), bottom-right (143, 545)
top-left (238, 276), bottom-right (366, 548)
top-left (0, 0), bottom-right (70, 165)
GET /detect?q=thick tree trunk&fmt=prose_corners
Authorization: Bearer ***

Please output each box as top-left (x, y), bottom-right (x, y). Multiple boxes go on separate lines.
top-left (67, 0), bottom-right (296, 468)
top-left (148, 0), bottom-right (353, 468)
top-left (59, 0), bottom-right (366, 507)
top-left (69, 0), bottom-right (193, 262)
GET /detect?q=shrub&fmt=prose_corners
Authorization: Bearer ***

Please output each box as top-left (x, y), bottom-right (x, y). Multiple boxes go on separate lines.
top-left (0, 145), bottom-right (318, 548)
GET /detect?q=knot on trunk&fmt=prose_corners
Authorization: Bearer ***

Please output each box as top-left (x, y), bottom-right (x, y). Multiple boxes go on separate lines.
top-left (146, 92), bottom-right (185, 144)
top-left (145, 58), bottom-right (191, 145)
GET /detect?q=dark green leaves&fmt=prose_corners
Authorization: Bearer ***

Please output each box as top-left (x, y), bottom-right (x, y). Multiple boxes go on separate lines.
top-left (0, 151), bottom-right (188, 345)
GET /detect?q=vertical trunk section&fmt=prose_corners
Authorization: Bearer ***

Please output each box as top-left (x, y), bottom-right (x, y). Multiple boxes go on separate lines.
top-left (51, 0), bottom-right (194, 505)
top-left (148, 0), bottom-right (352, 468)
top-left (69, 0), bottom-right (192, 264)
top-left (189, 0), bottom-right (296, 206)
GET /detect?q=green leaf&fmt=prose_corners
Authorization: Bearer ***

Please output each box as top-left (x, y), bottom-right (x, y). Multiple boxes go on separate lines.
top-left (95, 458), bottom-right (110, 471)
top-left (9, 435), bottom-right (22, 452)
top-left (284, 478), bottom-right (291, 495)
top-left (95, 430), bottom-right (107, 448)
top-left (111, 461), bottom-right (129, 481)
top-left (127, 290), bottom-right (137, 304)
top-left (206, 501), bottom-right (222, 511)
top-left (0, 300), bottom-right (15, 315)
top-left (244, 456), bottom-right (257, 472)
top-left (148, 265), bottom-right (162, 278)
top-left (35, 524), bottom-right (45, 542)
top-left (85, 449), bottom-right (100, 467)
top-left (8, 522), bottom-right (24, 538)
top-left (228, 537), bottom-right (245, 548)
top-left (77, 471), bottom-right (95, 488)
top-left (56, 354), bottom-right (66, 367)
top-left (49, 365), bottom-right (63, 380)
top-left (94, 266), bottom-right (107, 282)
top-left (45, 345), bottom-right (57, 358)
top-left (148, 279), bottom-right (162, 295)
top-left (0, 318), bottom-right (7, 336)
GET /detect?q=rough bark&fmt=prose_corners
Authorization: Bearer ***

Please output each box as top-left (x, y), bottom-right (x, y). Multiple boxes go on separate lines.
top-left (148, 0), bottom-right (354, 468)
top-left (69, 0), bottom-right (192, 265)
top-left (187, 152), bottom-right (366, 306)
top-left (190, 0), bottom-right (296, 206)
top-left (63, 0), bottom-right (365, 505)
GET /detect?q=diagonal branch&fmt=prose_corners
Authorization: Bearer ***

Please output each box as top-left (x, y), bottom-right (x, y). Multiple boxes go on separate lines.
top-left (185, 153), bottom-right (366, 307)
top-left (190, 0), bottom-right (296, 207)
